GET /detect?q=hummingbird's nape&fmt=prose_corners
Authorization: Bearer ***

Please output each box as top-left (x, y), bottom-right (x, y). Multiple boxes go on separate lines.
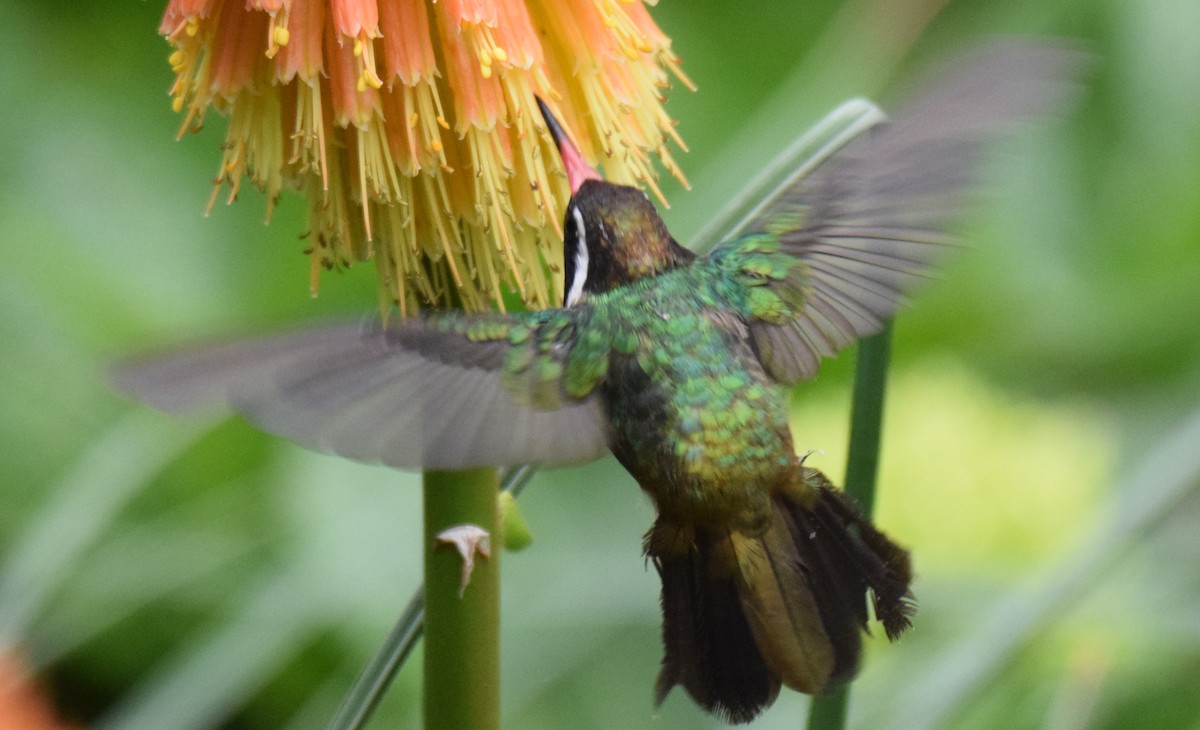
top-left (536, 97), bottom-right (602, 193)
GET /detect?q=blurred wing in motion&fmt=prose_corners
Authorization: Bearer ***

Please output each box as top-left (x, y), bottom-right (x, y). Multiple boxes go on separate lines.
top-left (713, 40), bottom-right (1086, 383)
top-left (115, 313), bottom-right (612, 470)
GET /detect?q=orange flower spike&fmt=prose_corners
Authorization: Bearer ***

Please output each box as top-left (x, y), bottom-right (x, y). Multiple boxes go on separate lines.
top-left (323, 17), bottom-right (380, 130)
top-left (160, 0), bottom-right (690, 314)
top-left (624, 1), bottom-right (695, 109)
top-left (377, 0), bottom-right (436, 86)
top-left (274, 0), bottom-right (328, 189)
top-left (441, 0), bottom-right (512, 83)
top-left (487, 0), bottom-right (554, 232)
top-left (199, 4), bottom-right (281, 216)
top-left (247, 0), bottom-right (292, 59)
top-left (330, 0), bottom-right (382, 92)
top-left (430, 0), bottom-right (545, 303)
top-left (476, 0), bottom-right (541, 75)
top-left (379, 88), bottom-right (422, 175)
top-left (431, 1), bottom-right (503, 132)
top-left (274, 0), bottom-right (323, 81)
top-left (159, 0), bottom-right (217, 38)
top-left (624, 0), bottom-right (672, 54)
top-left (593, 0), bottom-right (644, 61)
top-left (209, 83), bottom-right (286, 216)
top-left (247, 0), bottom-right (287, 11)
top-left (492, 0), bottom-right (547, 82)
top-left (162, 0), bottom-right (219, 130)
top-left (537, 1), bottom-right (681, 202)
top-left (442, 0), bottom-right (498, 27)
top-left (323, 20), bottom-right (396, 241)
top-left (377, 0), bottom-right (448, 175)
top-left (207, 2), bottom-right (270, 98)
top-left (329, 0), bottom-right (378, 42)
top-left (547, 2), bottom-right (628, 147)
top-left (437, 122), bottom-right (474, 217)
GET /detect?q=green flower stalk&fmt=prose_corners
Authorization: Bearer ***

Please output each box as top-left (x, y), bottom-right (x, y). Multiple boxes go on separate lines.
top-left (807, 324), bottom-right (894, 730)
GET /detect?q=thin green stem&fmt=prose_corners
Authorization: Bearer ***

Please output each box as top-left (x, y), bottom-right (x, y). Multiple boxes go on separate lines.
top-left (842, 322), bottom-right (893, 510)
top-left (806, 322), bottom-right (893, 730)
top-left (806, 686), bottom-right (850, 730)
top-left (326, 587), bottom-right (425, 730)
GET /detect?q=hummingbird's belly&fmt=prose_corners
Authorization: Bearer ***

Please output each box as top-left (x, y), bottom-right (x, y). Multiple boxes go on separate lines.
top-left (604, 310), bottom-right (798, 531)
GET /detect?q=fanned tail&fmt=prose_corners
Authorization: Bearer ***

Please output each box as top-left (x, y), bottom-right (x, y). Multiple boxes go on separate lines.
top-left (649, 467), bottom-right (914, 723)
top-left (650, 523), bottom-right (780, 724)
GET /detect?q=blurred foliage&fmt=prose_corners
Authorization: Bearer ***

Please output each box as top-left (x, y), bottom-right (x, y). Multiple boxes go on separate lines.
top-left (2, 0), bottom-right (1199, 728)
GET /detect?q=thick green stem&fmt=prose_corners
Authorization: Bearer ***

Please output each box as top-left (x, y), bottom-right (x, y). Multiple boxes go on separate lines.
top-left (806, 322), bottom-right (893, 730)
top-left (422, 467), bottom-right (500, 730)
top-left (328, 468), bottom-right (534, 730)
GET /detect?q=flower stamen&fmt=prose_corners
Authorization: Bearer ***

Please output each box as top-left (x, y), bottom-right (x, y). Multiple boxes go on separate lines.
top-left (161, 0), bottom-right (690, 314)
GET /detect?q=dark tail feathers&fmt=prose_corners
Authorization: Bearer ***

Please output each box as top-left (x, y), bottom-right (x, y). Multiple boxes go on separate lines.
top-left (650, 470), bottom-right (914, 723)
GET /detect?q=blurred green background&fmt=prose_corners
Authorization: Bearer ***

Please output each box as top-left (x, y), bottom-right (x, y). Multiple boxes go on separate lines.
top-left (3, 0), bottom-right (1200, 728)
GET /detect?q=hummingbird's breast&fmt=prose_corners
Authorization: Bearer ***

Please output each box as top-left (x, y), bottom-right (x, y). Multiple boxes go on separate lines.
top-left (599, 272), bottom-right (798, 532)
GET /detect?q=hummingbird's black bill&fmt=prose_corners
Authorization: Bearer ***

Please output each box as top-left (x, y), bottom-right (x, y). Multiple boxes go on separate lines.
top-left (536, 96), bottom-right (601, 194)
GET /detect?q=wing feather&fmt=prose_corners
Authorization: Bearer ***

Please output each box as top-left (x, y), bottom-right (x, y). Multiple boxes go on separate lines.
top-left (116, 316), bottom-right (611, 470)
top-left (712, 40), bottom-right (1086, 383)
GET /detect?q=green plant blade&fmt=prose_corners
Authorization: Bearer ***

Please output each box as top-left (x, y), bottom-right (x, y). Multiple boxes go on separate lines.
top-left (807, 323), bottom-right (893, 730)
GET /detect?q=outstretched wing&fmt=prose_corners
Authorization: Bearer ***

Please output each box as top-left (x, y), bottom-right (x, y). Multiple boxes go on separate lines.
top-left (709, 41), bottom-right (1085, 383)
top-left (115, 311), bottom-right (612, 469)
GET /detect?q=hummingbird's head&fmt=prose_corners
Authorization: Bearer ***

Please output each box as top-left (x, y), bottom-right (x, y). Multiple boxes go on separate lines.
top-left (538, 98), bottom-right (694, 307)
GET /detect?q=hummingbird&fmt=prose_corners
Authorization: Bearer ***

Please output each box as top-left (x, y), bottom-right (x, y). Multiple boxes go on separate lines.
top-left (119, 42), bottom-right (1080, 723)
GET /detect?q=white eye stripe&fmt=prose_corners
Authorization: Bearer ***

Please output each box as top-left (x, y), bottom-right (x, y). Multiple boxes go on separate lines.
top-left (566, 204), bottom-right (588, 307)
